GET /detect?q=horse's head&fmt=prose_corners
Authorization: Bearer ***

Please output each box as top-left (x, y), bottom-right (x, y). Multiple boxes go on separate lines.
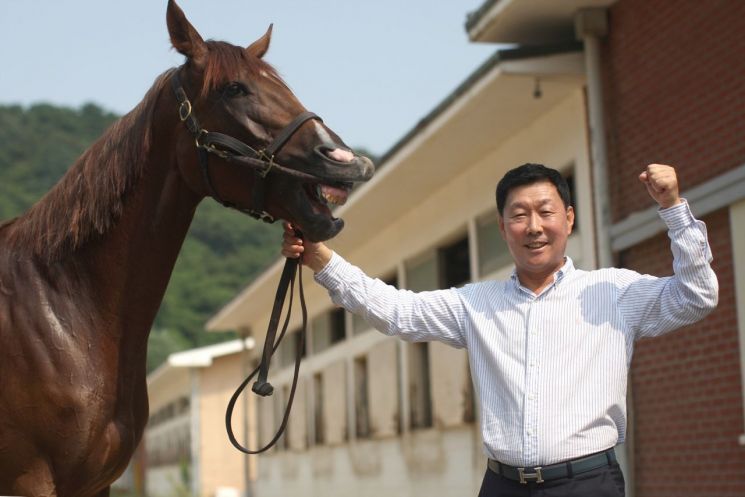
top-left (166, 0), bottom-right (374, 241)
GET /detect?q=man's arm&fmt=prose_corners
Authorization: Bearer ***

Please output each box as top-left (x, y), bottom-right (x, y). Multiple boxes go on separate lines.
top-left (281, 223), bottom-right (468, 348)
top-left (618, 164), bottom-right (718, 338)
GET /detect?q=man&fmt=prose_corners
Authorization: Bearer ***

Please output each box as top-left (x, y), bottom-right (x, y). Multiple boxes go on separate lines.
top-left (281, 163), bottom-right (718, 497)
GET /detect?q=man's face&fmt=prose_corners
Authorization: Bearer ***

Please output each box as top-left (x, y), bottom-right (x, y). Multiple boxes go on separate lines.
top-left (498, 180), bottom-right (574, 283)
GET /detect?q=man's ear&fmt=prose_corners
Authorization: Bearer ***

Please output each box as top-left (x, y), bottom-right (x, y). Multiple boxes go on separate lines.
top-left (566, 206), bottom-right (575, 233)
top-left (498, 215), bottom-right (507, 240)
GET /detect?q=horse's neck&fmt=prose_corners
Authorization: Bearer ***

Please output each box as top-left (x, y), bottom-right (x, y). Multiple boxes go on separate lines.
top-left (84, 146), bottom-right (202, 341)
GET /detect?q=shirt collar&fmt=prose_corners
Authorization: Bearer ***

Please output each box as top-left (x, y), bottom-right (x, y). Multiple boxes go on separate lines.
top-left (510, 256), bottom-right (575, 290)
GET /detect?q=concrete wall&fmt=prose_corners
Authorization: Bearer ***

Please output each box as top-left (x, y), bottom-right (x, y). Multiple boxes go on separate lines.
top-left (255, 426), bottom-right (483, 497)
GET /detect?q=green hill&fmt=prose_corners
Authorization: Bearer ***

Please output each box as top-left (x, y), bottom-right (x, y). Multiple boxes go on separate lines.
top-left (0, 102), bottom-right (282, 371)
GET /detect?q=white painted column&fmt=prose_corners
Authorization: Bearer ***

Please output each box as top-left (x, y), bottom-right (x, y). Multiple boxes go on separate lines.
top-left (730, 199), bottom-right (745, 446)
top-left (189, 368), bottom-right (201, 497)
top-left (575, 9), bottom-right (633, 497)
top-left (575, 7), bottom-right (612, 270)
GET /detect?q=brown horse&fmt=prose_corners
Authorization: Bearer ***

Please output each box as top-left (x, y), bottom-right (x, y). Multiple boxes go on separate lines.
top-left (0, 1), bottom-right (373, 496)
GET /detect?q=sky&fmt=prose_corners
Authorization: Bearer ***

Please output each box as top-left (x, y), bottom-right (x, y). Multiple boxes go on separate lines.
top-left (0, 0), bottom-right (498, 155)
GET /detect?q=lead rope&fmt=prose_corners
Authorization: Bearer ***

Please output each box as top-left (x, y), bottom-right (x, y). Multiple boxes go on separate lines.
top-left (225, 250), bottom-right (307, 454)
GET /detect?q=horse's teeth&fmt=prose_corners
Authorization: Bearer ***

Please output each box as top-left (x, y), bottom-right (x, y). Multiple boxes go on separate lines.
top-left (320, 192), bottom-right (342, 205)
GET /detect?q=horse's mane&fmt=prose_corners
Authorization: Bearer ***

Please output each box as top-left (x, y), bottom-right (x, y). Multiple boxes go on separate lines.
top-left (4, 41), bottom-right (282, 263)
top-left (3, 69), bottom-right (175, 263)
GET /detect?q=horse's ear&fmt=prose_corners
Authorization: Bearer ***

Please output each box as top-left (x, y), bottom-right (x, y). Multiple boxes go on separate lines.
top-left (246, 24), bottom-right (273, 59)
top-left (167, 0), bottom-right (207, 66)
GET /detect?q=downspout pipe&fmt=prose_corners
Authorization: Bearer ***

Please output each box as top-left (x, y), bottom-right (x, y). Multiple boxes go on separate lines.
top-left (575, 12), bottom-right (634, 497)
top-left (576, 8), bottom-right (613, 269)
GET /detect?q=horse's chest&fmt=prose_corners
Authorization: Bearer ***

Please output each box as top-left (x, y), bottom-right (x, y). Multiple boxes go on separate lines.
top-left (52, 386), bottom-right (148, 492)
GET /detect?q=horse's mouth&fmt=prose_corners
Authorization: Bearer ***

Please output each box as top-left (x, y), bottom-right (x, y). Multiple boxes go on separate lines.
top-left (304, 181), bottom-right (352, 217)
top-left (283, 152), bottom-right (373, 242)
top-left (282, 180), bottom-right (354, 242)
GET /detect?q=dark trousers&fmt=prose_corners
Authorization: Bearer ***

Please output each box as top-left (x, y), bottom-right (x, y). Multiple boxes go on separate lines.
top-left (478, 463), bottom-right (626, 497)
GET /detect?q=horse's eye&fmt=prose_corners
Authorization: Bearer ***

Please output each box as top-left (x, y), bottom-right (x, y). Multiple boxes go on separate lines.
top-left (223, 82), bottom-right (249, 98)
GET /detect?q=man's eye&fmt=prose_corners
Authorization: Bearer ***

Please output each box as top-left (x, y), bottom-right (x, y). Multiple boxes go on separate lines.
top-left (223, 82), bottom-right (249, 98)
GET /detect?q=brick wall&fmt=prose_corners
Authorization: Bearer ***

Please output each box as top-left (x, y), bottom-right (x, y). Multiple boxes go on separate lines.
top-left (602, 0), bottom-right (745, 222)
top-left (602, 2), bottom-right (745, 493)
top-left (624, 209), bottom-right (745, 497)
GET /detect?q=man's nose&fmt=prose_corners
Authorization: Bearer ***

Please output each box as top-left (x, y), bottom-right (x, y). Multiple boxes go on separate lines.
top-left (527, 212), bottom-right (543, 234)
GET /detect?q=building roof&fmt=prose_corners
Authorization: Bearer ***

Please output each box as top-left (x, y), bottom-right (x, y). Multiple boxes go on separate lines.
top-left (147, 338), bottom-right (256, 386)
top-left (465, 0), bottom-right (616, 44)
top-left (168, 338), bottom-right (255, 367)
top-left (375, 42), bottom-right (583, 169)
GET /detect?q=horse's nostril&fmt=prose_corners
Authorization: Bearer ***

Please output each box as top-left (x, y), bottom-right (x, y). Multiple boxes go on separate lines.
top-left (322, 147), bottom-right (354, 163)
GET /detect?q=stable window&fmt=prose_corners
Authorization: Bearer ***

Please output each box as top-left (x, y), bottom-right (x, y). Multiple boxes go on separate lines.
top-left (439, 235), bottom-right (470, 288)
top-left (278, 328), bottom-right (304, 368)
top-left (277, 387), bottom-right (289, 450)
top-left (408, 342), bottom-right (433, 430)
top-left (311, 314), bottom-right (331, 354)
top-left (405, 252), bottom-right (438, 292)
top-left (311, 308), bottom-right (347, 354)
top-left (354, 355), bottom-right (370, 438)
top-left (330, 308), bottom-right (346, 344)
top-left (311, 372), bottom-right (324, 445)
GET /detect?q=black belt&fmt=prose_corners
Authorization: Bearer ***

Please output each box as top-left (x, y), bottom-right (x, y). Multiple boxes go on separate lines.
top-left (488, 448), bottom-right (617, 485)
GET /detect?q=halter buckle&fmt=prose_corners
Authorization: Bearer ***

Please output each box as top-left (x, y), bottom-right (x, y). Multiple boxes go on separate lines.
top-left (256, 150), bottom-right (276, 178)
top-left (178, 99), bottom-right (192, 122)
top-left (195, 129), bottom-right (209, 149)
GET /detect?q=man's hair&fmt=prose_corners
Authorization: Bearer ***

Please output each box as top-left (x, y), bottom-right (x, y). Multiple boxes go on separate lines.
top-left (496, 163), bottom-right (572, 216)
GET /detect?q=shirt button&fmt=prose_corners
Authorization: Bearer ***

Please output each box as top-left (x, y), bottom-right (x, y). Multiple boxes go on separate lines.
top-left (528, 394), bottom-right (535, 400)
top-left (527, 430), bottom-right (533, 436)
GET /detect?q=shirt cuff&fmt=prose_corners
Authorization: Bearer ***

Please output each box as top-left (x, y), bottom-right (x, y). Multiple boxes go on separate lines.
top-left (659, 198), bottom-right (695, 231)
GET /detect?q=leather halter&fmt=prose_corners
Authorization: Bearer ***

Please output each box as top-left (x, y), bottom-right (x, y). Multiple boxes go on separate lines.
top-left (171, 69), bottom-right (323, 222)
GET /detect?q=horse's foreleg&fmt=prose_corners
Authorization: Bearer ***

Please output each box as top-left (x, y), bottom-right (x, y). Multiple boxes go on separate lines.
top-left (12, 459), bottom-right (57, 497)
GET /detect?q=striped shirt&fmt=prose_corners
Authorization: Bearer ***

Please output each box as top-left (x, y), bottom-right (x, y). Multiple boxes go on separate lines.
top-left (314, 200), bottom-right (718, 466)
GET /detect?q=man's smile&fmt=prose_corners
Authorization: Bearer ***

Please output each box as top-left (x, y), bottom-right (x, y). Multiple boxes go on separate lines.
top-left (524, 240), bottom-right (549, 250)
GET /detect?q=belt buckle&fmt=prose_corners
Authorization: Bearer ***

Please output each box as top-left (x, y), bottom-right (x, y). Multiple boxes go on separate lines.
top-left (518, 466), bottom-right (544, 484)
